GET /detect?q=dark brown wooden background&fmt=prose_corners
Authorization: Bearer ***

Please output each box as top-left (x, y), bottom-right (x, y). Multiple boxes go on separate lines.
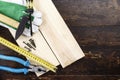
top-left (0, 0), bottom-right (120, 80)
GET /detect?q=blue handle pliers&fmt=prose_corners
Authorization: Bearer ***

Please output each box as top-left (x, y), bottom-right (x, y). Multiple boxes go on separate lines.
top-left (0, 54), bottom-right (46, 74)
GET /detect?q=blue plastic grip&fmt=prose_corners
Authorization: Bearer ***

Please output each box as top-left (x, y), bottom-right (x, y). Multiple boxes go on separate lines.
top-left (0, 54), bottom-right (30, 67)
top-left (0, 66), bottom-right (29, 74)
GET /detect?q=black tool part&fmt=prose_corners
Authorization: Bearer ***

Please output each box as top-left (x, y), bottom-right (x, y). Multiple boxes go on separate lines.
top-left (23, 41), bottom-right (36, 50)
top-left (29, 9), bottom-right (33, 36)
top-left (24, 46), bottom-right (31, 52)
top-left (29, 39), bottom-right (36, 48)
top-left (15, 16), bottom-right (29, 40)
top-left (26, 8), bottom-right (34, 36)
top-left (15, 0), bottom-right (34, 40)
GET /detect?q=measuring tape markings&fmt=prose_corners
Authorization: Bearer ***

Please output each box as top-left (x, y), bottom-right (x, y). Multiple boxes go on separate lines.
top-left (0, 37), bottom-right (57, 72)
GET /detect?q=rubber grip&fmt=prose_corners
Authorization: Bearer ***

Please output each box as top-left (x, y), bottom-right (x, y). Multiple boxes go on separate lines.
top-left (0, 54), bottom-right (30, 67)
top-left (0, 66), bottom-right (28, 74)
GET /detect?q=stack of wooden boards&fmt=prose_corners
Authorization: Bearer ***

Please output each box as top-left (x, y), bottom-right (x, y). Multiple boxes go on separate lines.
top-left (0, 0), bottom-right (85, 75)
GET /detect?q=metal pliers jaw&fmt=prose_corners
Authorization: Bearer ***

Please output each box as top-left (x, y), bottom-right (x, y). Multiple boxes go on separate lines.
top-left (0, 54), bottom-right (47, 75)
top-left (28, 65), bottom-right (47, 73)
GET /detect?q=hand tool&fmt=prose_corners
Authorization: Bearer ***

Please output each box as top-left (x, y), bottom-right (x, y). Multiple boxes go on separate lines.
top-left (0, 54), bottom-right (46, 74)
top-left (0, 37), bottom-right (57, 72)
top-left (15, 0), bottom-right (34, 40)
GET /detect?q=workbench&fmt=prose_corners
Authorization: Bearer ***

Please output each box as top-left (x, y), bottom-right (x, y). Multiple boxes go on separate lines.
top-left (0, 0), bottom-right (120, 80)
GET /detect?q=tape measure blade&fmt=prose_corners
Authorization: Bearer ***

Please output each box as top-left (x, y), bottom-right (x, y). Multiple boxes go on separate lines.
top-left (0, 37), bottom-right (57, 72)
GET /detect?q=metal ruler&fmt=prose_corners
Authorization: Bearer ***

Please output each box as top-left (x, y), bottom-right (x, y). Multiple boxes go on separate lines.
top-left (0, 37), bottom-right (57, 72)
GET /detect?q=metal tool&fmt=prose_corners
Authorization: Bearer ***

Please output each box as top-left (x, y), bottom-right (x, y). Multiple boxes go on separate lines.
top-left (15, 0), bottom-right (34, 40)
top-left (0, 54), bottom-right (46, 74)
top-left (15, 16), bottom-right (29, 40)
top-left (0, 37), bottom-right (57, 72)
top-left (29, 38), bottom-right (36, 48)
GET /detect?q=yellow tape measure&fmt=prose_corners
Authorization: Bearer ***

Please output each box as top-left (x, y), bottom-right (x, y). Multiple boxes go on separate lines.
top-left (0, 37), bottom-right (57, 72)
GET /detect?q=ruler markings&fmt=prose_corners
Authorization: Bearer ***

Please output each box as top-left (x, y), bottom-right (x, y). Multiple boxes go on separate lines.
top-left (0, 37), bottom-right (57, 72)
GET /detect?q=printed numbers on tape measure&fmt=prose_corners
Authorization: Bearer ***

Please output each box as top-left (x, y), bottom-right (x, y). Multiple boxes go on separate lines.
top-left (0, 37), bottom-right (57, 72)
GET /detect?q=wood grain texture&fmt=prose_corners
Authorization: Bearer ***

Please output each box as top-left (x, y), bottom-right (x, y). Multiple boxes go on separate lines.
top-left (53, 0), bottom-right (120, 27)
top-left (0, 14), bottom-right (19, 28)
top-left (0, 0), bottom-right (120, 79)
top-left (0, 13), bottom-right (59, 67)
top-left (34, 0), bottom-right (85, 68)
top-left (0, 28), bottom-right (120, 79)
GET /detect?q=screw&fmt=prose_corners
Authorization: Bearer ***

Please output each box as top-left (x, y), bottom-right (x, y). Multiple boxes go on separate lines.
top-left (29, 39), bottom-right (36, 48)
top-left (23, 41), bottom-right (36, 50)
top-left (24, 46), bottom-right (31, 52)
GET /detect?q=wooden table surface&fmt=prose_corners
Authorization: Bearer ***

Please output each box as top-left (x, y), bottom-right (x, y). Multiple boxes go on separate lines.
top-left (0, 0), bottom-right (120, 80)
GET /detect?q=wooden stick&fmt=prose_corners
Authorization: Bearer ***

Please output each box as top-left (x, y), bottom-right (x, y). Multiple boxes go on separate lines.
top-left (0, 14), bottom-right (19, 28)
top-left (34, 0), bottom-right (85, 68)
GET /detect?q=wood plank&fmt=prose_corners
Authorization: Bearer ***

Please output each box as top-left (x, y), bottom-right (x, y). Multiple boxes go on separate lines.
top-left (40, 75), bottom-right (120, 80)
top-left (0, 14), bottom-right (19, 28)
top-left (53, 0), bottom-right (120, 27)
top-left (69, 26), bottom-right (120, 47)
top-left (33, 0), bottom-right (85, 68)
top-left (0, 0), bottom-right (120, 79)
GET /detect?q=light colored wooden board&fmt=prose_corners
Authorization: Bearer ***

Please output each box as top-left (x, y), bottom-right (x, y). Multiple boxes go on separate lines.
top-left (12, 31), bottom-right (59, 66)
top-left (0, 14), bottom-right (19, 28)
top-left (34, 0), bottom-right (85, 68)
top-left (0, 14), bottom-right (59, 66)
top-left (9, 29), bottom-right (60, 76)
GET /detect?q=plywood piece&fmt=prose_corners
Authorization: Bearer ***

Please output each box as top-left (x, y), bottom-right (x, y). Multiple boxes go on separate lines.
top-left (13, 31), bottom-right (59, 66)
top-left (0, 14), bottom-right (59, 66)
top-left (0, 14), bottom-right (19, 28)
top-left (34, 0), bottom-right (85, 68)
